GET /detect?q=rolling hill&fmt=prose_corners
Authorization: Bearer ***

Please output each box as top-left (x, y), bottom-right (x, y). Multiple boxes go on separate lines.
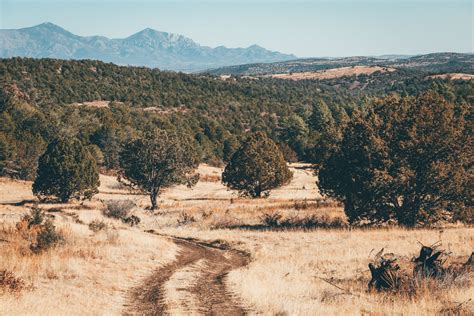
top-left (207, 53), bottom-right (474, 76)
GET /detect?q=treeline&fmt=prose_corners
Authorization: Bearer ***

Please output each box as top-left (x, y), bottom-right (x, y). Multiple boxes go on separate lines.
top-left (0, 57), bottom-right (472, 181)
top-left (27, 92), bottom-right (473, 227)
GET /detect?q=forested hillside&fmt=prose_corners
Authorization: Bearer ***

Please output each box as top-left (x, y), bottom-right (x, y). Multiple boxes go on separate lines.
top-left (1, 57), bottom-right (472, 179)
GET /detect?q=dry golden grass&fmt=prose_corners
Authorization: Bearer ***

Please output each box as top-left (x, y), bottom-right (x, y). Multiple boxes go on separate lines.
top-left (267, 66), bottom-right (396, 80)
top-left (1, 163), bottom-right (472, 315)
top-left (427, 73), bottom-right (474, 80)
top-left (0, 178), bottom-right (177, 315)
top-left (69, 100), bottom-right (110, 108)
top-left (161, 227), bottom-right (473, 315)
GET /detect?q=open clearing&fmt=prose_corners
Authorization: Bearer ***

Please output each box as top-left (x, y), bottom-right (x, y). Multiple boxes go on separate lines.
top-left (266, 66), bottom-right (396, 80)
top-left (1, 164), bottom-right (473, 315)
top-left (427, 73), bottom-right (474, 80)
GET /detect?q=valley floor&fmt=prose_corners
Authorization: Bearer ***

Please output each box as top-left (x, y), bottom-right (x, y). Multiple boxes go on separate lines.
top-left (1, 164), bottom-right (473, 315)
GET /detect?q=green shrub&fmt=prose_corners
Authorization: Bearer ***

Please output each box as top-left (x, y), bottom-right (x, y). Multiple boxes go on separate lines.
top-left (31, 219), bottom-right (63, 253)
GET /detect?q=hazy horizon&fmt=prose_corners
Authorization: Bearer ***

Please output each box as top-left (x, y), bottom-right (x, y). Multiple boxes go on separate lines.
top-left (1, 0), bottom-right (473, 58)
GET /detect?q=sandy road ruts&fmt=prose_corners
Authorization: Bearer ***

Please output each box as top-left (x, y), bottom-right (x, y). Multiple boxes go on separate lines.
top-left (124, 233), bottom-right (251, 315)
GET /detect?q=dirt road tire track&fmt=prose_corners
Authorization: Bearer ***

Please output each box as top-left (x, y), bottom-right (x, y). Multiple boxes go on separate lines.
top-left (124, 234), bottom-right (251, 315)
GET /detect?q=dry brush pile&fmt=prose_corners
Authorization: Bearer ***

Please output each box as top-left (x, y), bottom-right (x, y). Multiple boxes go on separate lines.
top-left (367, 243), bottom-right (473, 312)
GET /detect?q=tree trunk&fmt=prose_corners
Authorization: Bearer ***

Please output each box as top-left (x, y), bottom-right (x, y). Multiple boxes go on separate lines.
top-left (254, 186), bottom-right (262, 198)
top-left (150, 189), bottom-right (159, 211)
top-left (396, 202), bottom-right (418, 227)
top-left (60, 193), bottom-right (70, 203)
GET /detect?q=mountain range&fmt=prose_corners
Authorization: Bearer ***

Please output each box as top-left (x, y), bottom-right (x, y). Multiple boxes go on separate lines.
top-left (0, 23), bottom-right (297, 72)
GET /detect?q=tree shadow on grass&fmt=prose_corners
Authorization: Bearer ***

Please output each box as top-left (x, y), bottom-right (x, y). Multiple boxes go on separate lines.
top-left (0, 199), bottom-right (37, 206)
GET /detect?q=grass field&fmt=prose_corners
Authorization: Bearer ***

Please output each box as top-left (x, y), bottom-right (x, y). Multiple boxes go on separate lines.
top-left (1, 164), bottom-right (472, 315)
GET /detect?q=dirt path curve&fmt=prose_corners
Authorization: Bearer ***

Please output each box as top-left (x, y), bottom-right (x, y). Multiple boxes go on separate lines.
top-left (124, 234), bottom-right (251, 315)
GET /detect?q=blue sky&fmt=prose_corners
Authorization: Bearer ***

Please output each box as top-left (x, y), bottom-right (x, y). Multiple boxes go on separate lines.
top-left (1, 0), bottom-right (472, 57)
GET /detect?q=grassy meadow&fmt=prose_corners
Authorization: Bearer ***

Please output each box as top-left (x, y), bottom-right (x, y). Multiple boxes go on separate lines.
top-left (1, 164), bottom-right (472, 315)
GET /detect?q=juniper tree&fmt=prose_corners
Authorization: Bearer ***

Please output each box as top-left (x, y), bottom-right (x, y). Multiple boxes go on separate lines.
top-left (119, 129), bottom-right (199, 210)
top-left (318, 92), bottom-right (472, 226)
top-left (222, 132), bottom-right (293, 198)
top-left (278, 114), bottom-right (308, 159)
top-left (306, 99), bottom-right (343, 167)
top-left (33, 137), bottom-right (100, 202)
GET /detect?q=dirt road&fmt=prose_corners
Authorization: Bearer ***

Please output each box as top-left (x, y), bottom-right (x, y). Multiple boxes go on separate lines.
top-left (125, 234), bottom-right (250, 315)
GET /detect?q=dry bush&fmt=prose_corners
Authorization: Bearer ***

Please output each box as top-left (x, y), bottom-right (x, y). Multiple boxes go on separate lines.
top-left (102, 199), bottom-right (140, 226)
top-left (177, 212), bottom-right (196, 226)
top-left (103, 200), bottom-right (135, 219)
top-left (16, 208), bottom-right (63, 253)
top-left (0, 270), bottom-right (26, 295)
top-left (200, 210), bottom-right (213, 219)
top-left (32, 220), bottom-right (63, 253)
top-left (260, 212), bottom-right (283, 227)
top-left (260, 212), bottom-right (346, 230)
top-left (88, 220), bottom-right (107, 233)
top-left (122, 215), bottom-right (141, 227)
top-left (292, 200), bottom-right (312, 210)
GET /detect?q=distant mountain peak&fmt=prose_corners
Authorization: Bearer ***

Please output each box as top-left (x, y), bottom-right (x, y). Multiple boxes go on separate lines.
top-left (32, 22), bottom-right (67, 32)
top-left (37, 22), bottom-right (59, 28)
top-left (0, 23), bottom-right (297, 72)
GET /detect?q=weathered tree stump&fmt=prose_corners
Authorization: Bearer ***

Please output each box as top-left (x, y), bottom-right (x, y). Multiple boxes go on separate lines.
top-left (413, 246), bottom-right (445, 278)
top-left (368, 256), bottom-right (400, 291)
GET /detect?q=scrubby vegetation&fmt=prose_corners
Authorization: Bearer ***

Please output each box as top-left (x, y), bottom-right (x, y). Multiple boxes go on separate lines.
top-left (16, 208), bottom-right (63, 253)
top-left (88, 219), bottom-right (108, 233)
top-left (0, 270), bottom-right (26, 295)
top-left (102, 200), bottom-right (141, 226)
top-left (259, 212), bottom-right (346, 229)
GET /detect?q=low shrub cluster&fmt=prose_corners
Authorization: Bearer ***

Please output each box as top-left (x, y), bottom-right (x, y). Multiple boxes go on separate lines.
top-left (0, 270), bottom-right (26, 295)
top-left (102, 200), bottom-right (141, 226)
top-left (88, 220), bottom-right (107, 233)
top-left (16, 208), bottom-right (63, 253)
top-left (260, 212), bottom-right (346, 230)
top-left (177, 212), bottom-right (196, 226)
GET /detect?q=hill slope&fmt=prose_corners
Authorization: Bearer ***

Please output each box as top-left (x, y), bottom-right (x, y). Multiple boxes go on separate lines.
top-left (1, 57), bottom-right (472, 180)
top-left (0, 23), bottom-right (297, 72)
top-left (207, 53), bottom-right (474, 76)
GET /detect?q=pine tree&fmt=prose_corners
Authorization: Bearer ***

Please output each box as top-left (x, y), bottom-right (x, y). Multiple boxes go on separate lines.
top-left (222, 132), bottom-right (293, 198)
top-left (33, 138), bottom-right (100, 202)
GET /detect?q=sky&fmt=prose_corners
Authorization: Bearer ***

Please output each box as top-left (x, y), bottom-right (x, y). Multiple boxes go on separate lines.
top-left (1, 0), bottom-right (472, 57)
